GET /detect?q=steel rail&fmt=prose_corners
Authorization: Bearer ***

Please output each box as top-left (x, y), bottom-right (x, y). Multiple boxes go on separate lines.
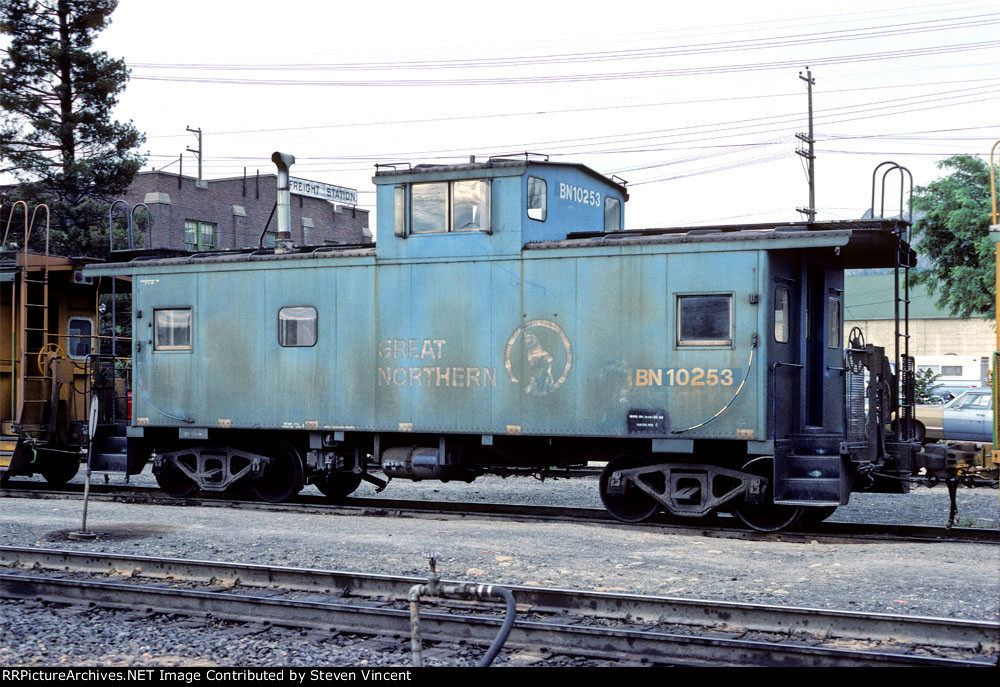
top-left (2, 484), bottom-right (997, 544)
top-left (1, 570), bottom-right (993, 668)
top-left (3, 546), bottom-right (997, 654)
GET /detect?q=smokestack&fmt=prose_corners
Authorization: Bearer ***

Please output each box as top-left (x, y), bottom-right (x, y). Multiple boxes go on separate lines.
top-left (271, 151), bottom-right (295, 253)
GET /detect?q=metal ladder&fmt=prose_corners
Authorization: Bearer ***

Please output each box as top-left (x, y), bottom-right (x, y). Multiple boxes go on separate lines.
top-left (2, 202), bottom-right (54, 442)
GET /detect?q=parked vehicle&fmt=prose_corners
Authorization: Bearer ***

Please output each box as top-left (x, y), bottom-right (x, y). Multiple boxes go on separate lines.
top-left (915, 388), bottom-right (993, 443)
top-left (915, 355), bottom-right (989, 402)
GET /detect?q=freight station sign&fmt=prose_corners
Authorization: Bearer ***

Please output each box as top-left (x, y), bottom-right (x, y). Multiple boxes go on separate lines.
top-left (289, 177), bottom-right (358, 205)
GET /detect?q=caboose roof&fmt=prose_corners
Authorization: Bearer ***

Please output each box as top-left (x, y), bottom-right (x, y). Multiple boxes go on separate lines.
top-left (528, 219), bottom-right (914, 270)
top-left (84, 219), bottom-right (911, 275)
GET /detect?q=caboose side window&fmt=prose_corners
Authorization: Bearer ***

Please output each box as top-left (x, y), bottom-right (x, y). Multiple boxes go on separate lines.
top-left (154, 309), bottom-right (192, 351)
top-left (278, 306), bottom-right (318, 347)
top-left (409, 180), bottom-right (491, 234)
top-left (411, 183), bottom-right (448, 233)
top-left (527, 176), bottom-right (547, 221)
top-left (453, 180), bottom-right (489, 231)
top-left (677, 295), bottom-right (732, 346)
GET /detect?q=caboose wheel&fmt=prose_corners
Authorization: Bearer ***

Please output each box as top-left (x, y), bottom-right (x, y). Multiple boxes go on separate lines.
top-left (315, 471), bottom-right (363, 501)
top-left (733, 457), bottom-right (804, 532)
top-left (600, 455), bottom-right (664, 523)
top-left (799, 506), bottom-right (837, 524)
top-left (250, 443), bottom-right (304, 503)
top-left (39, 450), bottom-right (80, 485)
top-left (155, 459), bottom-right (198, 498)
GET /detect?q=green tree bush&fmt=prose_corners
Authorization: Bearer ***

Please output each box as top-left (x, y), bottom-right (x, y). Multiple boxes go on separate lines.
top-left (911, 155), bottom-right (996, 321)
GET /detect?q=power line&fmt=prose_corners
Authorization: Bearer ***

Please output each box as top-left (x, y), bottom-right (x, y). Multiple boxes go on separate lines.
top-left (144, 84), bottom-right (995, 166)
top-left (130, 13), bottom-right (999, 73)
top-left (129, 41), bottom-right (1000, 87)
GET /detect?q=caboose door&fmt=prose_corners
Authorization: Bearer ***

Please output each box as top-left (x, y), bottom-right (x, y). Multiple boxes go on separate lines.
top-left (805, 263), bottom-right (825, 427)
top-left (803, 261), bottom-right (844, 432)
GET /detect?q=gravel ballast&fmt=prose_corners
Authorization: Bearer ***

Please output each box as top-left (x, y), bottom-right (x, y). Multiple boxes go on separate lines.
top-left (1, 468), bottom-right (997, 667)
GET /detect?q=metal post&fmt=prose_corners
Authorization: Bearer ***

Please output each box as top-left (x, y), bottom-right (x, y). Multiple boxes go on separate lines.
top-left (69, 396), bottom-right (99, 540)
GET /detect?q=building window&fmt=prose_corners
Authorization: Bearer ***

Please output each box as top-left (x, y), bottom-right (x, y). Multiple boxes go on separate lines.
top-left (677, 295), bottom-right (732, 346)
top-left (409, 180), bottom-right (490, 234)
top-left (67, 317), bottom-right (93, 360)
top-left (154, 309), bottom-right (192, 351)
top-left (278, 306), bottom-right (317, 347)
top-left (774, 287), bottom-right (789, 343)
top-left (940, 365), bottom-right (963, 377)
top-left (604, 197), bottom-right (621, 232)
top-left (527, 176), bottom-right (547, 221)
top-left (185, 220), bottom-right (217, 251)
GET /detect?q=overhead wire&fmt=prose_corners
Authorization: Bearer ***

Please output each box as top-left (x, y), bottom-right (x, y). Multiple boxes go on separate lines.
top-left (128, 32), bottom-right (999, 87)
top-left (130, 13), bottom-right (1000, 72)
top-left (140, 82), bottom-right (998, 172)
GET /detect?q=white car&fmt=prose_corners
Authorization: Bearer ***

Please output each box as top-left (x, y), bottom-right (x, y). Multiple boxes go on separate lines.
top-left (915, 388), bottom-right (994, 443)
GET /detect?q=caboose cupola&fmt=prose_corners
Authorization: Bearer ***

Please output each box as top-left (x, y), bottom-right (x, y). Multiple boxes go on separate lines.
top-left (372, 156), bottom-right (627, 259)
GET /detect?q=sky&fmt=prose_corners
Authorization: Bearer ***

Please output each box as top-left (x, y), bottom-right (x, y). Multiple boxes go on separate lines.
top-left (37, 0), bottom-right (1000, 234)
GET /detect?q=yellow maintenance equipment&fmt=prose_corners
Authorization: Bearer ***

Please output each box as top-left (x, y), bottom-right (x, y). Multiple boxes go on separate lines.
top-left (990, 139), bottom-right (999, 470)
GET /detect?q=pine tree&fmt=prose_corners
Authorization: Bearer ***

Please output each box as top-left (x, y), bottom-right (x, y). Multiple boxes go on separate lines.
top-left (0, 0), bottom-right (144, 257)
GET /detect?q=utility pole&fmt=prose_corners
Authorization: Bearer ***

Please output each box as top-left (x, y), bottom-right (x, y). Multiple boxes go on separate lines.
top-left (796, 68), bottom-right (816, 222)
top-left (186, 125), bottom-right (203, 182)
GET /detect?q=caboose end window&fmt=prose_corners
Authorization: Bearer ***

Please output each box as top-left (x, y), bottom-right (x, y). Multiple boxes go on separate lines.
top-left (677, 295), bottom-right (732, 346)
top-left (67, 317), bottom-right (94, 359)
top-left (774, 287), bottom-right (789, 343)
top-left (154, 309), bottom-right (192, 351)
top-left (527, 176), bottom-right (547, 221)
top-left (604, 197), bottom-right (621, 232)
top-left (827, 298), bottom-right (842, 349)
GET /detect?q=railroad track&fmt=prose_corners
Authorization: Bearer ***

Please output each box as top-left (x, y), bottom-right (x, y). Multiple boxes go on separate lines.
top-left (2, 483), bottom-right (998, 544)
top-left (2, 546), bottom-right (996, 667)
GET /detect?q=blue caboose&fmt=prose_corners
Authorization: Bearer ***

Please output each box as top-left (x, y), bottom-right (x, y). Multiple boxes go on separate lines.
top-left (84, 153), bottom-right (922, 530)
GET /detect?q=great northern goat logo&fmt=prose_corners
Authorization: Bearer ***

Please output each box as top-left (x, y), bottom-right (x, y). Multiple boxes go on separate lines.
top-left (504, 320), bottom-right (572, 395)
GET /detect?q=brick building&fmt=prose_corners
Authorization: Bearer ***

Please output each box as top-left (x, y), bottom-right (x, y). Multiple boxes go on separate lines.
top-left (122, 171), bottom-right (370, 251)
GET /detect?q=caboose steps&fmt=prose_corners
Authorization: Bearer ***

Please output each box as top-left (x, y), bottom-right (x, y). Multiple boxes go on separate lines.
top-left (90, 434), bottom-right (128, 473)
top-left (786, 430), bottom-right (846, 456)
top-left (775, 434), bottom-right (850, 506)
